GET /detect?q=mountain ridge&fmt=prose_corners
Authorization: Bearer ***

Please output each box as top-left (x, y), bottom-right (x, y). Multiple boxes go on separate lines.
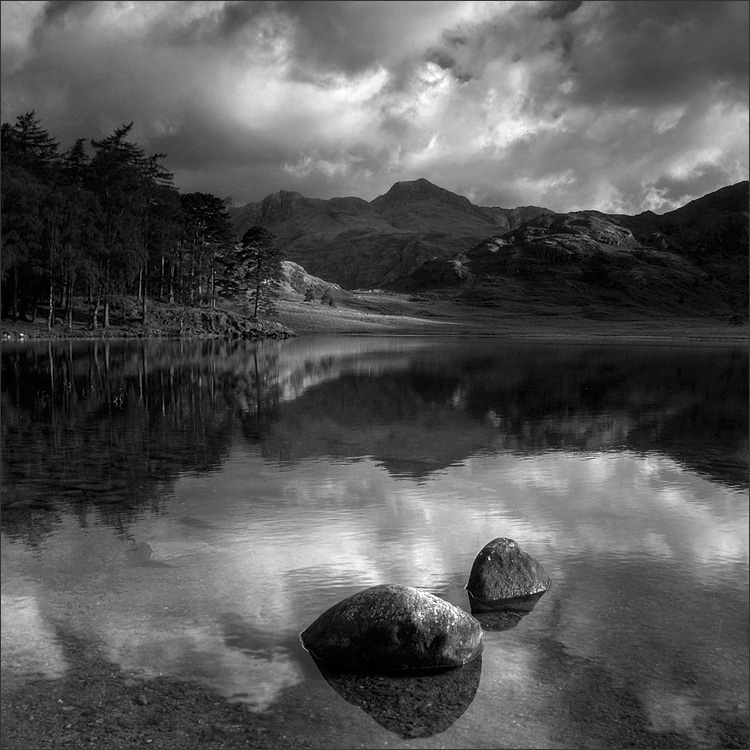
top-left (229, 177), bottom-right (553, 289)
top-left (230, 178), bottom-right (748, 321)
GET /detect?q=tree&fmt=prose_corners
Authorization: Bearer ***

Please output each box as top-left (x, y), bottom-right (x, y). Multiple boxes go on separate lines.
top-left (1, 164), bottom-right (46, 321)
top-left (1, 113), bottom-right (62, 323)
top-left (180, 192), bottom-right (233, 308)
top-left (237, 227), bottom-right (283, 319)
top-left (145, 183), bottom-right (182, 312)
top-left (58, 139), bottom-right (103, 327)
top-left (1, 111), bottom-right (60, 177)
top-left (2, 112), bottom-right (290, 329)
top-left (88, 122), bottom-right (173, 327)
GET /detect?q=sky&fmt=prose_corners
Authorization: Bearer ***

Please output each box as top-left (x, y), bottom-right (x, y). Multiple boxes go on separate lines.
top-left (1, 0), bottom-right (748, 214)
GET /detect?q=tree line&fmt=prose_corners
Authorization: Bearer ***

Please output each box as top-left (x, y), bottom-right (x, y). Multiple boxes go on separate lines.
top-left (1, 112), bottom-right (283, 329)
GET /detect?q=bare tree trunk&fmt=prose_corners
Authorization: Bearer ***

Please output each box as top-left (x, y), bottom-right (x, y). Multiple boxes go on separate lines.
top-left (47, 260), bottom-right (54, 332)
top-left (140, 261), bottom-right (147, 322)
top-left (254, 274), bottom-right (261, 319)
top-left (11, 267), bottom-right (19, 322)
top-left (169, 257), bottom-right (175, 304)
top-left (92, 290), bottom-right (100, 330)
top-left (47, 285), bottom-right (54, 331)
top-left (66, 276), bottom-right (74, 328)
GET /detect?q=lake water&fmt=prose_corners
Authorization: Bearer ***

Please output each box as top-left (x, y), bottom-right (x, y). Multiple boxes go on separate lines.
top-left (1, 335), bottom-right (748, 748)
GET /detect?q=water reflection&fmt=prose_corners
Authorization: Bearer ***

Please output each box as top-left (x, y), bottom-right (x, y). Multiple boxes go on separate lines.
top-left (1, 336), bottom-right (747, 748)
top-left (313, 655), bottom-right (482, 739)
top-left (1, 338), bottom-right (283, 544)
top-left (2, 337), bottom-right (746, 547)
top-left (470, 591), bottom-right (547, 631)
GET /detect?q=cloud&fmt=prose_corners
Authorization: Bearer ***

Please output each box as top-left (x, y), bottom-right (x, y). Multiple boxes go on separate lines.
top-left (1, 1), bottom-right (747, 212)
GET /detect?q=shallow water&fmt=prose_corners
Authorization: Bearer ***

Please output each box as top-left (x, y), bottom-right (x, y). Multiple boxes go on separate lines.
top-left (1, 335), bottom-right (748, 748)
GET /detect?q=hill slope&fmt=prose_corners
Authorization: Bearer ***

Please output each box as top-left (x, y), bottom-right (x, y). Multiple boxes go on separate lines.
top-left (230, 179), bottom-right (550, 289)
top-left (389, 181), bottom-right (749, 322)
top-left (231, 178), bottom-right (747, 324)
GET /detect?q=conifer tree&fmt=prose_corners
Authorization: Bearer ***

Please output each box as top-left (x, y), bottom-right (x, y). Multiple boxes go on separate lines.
top-left (1, 112), bottom-right (61, 322)
top-left (238, 226), bottom-right (283, 319)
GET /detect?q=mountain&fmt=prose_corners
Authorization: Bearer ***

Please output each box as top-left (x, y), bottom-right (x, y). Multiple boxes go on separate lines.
top-left (231, 178), bottom-right (747, 321)
top-left (229, 178), bottom-right (550, 289)
top-left (390, 181), bottom-right (748, 320)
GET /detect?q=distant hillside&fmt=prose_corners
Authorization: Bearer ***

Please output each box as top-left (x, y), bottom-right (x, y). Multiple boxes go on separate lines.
top-left (231, 178), bottom-right (747, 322)
top-left (229, 178), bottom-right (550, 289)
top-left (390, 181), bottom-right (748, 321)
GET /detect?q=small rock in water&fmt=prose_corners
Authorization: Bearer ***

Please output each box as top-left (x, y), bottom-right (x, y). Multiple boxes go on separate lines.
top-left (300, 583), bottom-right (482, 671)
top-left (466, 537), bottom-right (551, 610)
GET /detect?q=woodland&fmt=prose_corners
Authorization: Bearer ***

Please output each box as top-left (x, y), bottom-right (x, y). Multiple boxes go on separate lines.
top-left (1, 112), bottom-right (283, 330)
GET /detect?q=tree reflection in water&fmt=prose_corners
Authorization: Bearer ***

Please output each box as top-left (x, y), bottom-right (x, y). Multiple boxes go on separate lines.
top-left (0, 339), bottom-right (283, 546)
top-left (1, 337), bottom-right (747, 548)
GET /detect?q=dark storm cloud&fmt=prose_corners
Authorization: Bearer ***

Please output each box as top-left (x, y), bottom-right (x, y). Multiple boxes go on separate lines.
top-left (536, 1), bottom-right (583, 21)
top-left (150, 0), bottom-right (272, 47)
top-left (275, 1), bottom-right (472, 75)
top-left (148, 109), bottom-right (283, 171)
top-left (430, 0), bottom-right (748, 106)
top-left (1, 1), bottom-right (747, 212)
top-left (566, 1), bottom-right (749, 107)
top-left (279, 0), bottom-right (387, 74)
top-left (42, 0), bottom-right (96, 24)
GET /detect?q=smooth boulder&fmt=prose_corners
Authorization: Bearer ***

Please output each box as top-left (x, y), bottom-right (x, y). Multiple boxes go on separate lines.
top-left (466, 537), bottom-right (551, 611)
top-left (300, 583), bottom-right (483, 671)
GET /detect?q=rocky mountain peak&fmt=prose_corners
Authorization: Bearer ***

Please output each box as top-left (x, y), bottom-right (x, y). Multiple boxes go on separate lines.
top-left (258, 189), bottom-right (311, 222)
top-left (372, 177), bottom-right (471, 207)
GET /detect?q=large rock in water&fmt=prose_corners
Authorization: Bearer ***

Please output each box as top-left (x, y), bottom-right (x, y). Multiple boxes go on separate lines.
top-left (466, 538), bottom-right (551, 611)
top-left (300, 584), bottom-right (483, 671)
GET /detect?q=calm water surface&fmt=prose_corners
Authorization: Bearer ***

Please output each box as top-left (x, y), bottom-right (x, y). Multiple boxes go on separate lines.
top-left (1, 336), bottom-right (748, 748)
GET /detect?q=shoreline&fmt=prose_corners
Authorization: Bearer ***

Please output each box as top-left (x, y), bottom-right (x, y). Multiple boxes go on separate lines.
top-left (2, 291), bottom-right (747, 345)
top-left (2, 313), bottom-right (747, 346)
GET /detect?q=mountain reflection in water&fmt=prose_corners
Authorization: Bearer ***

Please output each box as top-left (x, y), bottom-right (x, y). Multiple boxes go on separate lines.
top-left (1, 335), bottom-right (747, 748)
top-left (1, 337), bottom-right (746, 540)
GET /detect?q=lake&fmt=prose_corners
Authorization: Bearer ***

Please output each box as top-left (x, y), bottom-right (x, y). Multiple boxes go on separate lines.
top-left (1, 335), bottom-right (748, 748)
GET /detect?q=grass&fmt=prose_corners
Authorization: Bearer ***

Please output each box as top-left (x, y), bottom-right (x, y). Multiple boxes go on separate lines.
top-left (274, 290), bottom-right (749, 343)
top-left (1, 290), bottom-right (747, 343)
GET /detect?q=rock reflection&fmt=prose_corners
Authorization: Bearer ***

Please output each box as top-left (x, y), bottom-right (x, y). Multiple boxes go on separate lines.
top-left (311, 654), bottom-right (482, 738)
top-left (125, 541), bottom-right (173, 568)
top-left (469, 591), bottom-right (547, 631)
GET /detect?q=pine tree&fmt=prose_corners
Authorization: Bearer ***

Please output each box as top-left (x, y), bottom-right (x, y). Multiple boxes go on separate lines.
top-left (180, 192), bottom-right (233, 308)
top-left (88, 122), bottom-right (173, 327)
top-left (1, 111), bottom-right (60, 177)
top-left (1, 113), bottom-right (61, 323)
top-left (238, 226), bottom-right (283, 319)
